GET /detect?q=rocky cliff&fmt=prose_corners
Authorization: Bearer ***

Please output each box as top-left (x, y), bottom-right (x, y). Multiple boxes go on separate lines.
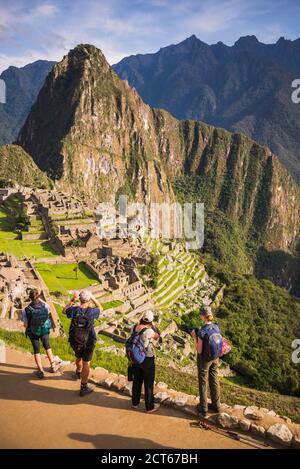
top-left (17, 44), bottom-right (300, 254)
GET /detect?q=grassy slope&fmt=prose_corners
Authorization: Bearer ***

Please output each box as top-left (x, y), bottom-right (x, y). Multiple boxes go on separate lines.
top-left (0, 208), bottom-right (57, 259)
top-left (0, 144), bottom-right (51, 189)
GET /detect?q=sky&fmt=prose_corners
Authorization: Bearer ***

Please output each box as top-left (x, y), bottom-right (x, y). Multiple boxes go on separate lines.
top-left (0, 0), bottom-right (300, 72)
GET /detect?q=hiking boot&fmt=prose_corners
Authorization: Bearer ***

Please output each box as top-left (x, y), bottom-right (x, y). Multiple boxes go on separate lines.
top-left (36, 370), bottom-right (44, 379)
top-left (50, 362), bottom-right (61, 373)
top-left (79, 385), bottom-right (93, 397)
top-left (208, 403), bottom-right (220, 413)
top-left (132, 404), bottom-right (139, 409)
top-left (197, 404), bottom-right (208, 418)
top-left (146, 404), bottom-right (160, 414)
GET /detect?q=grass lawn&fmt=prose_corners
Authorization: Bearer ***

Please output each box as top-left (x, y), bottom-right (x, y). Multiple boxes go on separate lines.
top-left (102, 300), bottom-right (123, 310)
top-left (54, 303), bottom-right (70, 333)
top-left (0, 208), bottom-right (57, 258)
top-left (0, 237), bottom-right (57, 258)
top-left (0, 208), bottom-right (19, 238)
top-left (35, 261), bottom-right (99, 295)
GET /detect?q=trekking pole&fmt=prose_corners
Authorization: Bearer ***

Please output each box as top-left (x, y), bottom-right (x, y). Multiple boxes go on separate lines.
top-left (190, 420), bottom-right (270, 449)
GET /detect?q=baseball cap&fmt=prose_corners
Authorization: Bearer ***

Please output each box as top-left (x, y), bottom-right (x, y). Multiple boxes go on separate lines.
top-left (142, 310), bottom-right (154, 323)
top-left (200, 306), bottom-right (213, 318)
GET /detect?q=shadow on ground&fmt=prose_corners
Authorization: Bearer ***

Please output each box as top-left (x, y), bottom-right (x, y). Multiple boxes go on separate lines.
top-left (68, 432), bottom-right (170, 449)
top-left (0, 362), bottom-right (191, 422)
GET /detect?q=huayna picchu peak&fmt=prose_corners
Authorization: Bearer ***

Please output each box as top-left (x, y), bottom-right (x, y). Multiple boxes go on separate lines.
top-left (17, 43), bottom-right (173, 205)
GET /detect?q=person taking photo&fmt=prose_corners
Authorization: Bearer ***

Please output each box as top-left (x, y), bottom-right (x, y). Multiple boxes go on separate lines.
top-left (64, 290), bottom-right (102, 396)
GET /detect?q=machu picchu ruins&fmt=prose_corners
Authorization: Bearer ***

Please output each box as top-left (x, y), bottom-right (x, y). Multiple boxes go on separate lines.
top-left (0, 183), bottom-right (220, 372)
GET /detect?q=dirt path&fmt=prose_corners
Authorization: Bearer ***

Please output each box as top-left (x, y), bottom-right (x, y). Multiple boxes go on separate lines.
top-left (0, 348), bottom-right (254, 449)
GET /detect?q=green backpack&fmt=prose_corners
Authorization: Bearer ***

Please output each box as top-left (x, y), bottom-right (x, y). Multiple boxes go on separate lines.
top-left (27, 303), bottom-right (51, 336)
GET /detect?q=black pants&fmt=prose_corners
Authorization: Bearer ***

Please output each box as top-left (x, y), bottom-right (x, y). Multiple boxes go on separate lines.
top-left (132, 356), bottom-right (155, 411)
top-left (29, 334), bottom-right (51, 354)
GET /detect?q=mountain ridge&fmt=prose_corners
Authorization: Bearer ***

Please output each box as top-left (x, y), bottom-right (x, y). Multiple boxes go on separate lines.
top-left (0, 60), bottom-right (55, 145)
top-left (114, 34), bottom-right (300, 182)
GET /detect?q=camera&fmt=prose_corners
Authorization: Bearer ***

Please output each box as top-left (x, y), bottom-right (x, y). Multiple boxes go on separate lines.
top-left (187, 327), bottom-right (199, 336)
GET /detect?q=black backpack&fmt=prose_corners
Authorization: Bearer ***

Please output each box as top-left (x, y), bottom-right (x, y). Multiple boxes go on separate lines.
top-left (68, 307), bottom-right (92, 352)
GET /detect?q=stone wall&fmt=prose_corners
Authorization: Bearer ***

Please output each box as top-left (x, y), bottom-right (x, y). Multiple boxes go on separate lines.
top-left (87, 367), bottom-right (300, 449)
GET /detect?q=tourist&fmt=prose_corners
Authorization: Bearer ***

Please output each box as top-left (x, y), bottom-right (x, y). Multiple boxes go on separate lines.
top-left (63, 290), bottom-right (101, 396)
top-left (130, 310), bottom-right (161, 413)
top-left (22, 288), bottom-right (58, 379)
top-left (191, 306), bottom-right (222, 418)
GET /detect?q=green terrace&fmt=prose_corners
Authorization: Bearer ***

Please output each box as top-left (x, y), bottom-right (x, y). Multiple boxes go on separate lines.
top-left (102, 300), bottom-right (123, 310)
top-left (0, 208), bottom-right (57, 259)
top-left (50, 211), bottom-right (94, 221)
top-left (146, 238), bottom-right (205, 309)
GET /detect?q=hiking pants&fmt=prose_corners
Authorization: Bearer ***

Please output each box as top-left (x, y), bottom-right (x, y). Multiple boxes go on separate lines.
top-left (197, 354), bottom-right (220, 413)
top-left (132, 356), bottom-right (155, 411)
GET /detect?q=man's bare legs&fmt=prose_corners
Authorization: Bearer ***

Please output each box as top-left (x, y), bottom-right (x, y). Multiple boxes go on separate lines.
top-left (76, 357), bottom-right (83, 373)
top-left (79, 360), bottom-right (92, 396)
top-left (81, 360), bottom-right (90, 385)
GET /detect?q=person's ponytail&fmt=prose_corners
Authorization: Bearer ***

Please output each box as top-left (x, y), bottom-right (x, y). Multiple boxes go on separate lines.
top-left (29, 288), bottom-right (40, 302)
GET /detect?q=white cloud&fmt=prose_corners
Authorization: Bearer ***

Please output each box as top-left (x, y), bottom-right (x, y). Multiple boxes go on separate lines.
top-left (23, 3), bottom-right (58, 22)
top-left (0, 0), bottom-right (298, 73)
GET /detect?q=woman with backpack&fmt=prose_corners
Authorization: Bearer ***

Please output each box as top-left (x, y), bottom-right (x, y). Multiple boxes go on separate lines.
top-left (128, 310), bottom-right (161, 413)
top-left (22, 289), bottom-right (57, 379)
top-left (191, 306), bottom-right (222, 418)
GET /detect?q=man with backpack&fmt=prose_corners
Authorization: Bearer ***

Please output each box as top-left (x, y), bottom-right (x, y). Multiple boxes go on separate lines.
top-left (126, 310), bottom-right (161, 413)
top-left (191, 306), bottom-right (222, 418)
top-left (22, 289), bottom-right (58, 379)
top-left (63, 290), bottom-right (101, 396)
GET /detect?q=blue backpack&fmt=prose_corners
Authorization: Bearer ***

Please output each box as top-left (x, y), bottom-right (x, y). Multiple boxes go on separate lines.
top-left (125, 328), bottom-right (147, 365)
top-left (202, 324), bottom-right (223, 361)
